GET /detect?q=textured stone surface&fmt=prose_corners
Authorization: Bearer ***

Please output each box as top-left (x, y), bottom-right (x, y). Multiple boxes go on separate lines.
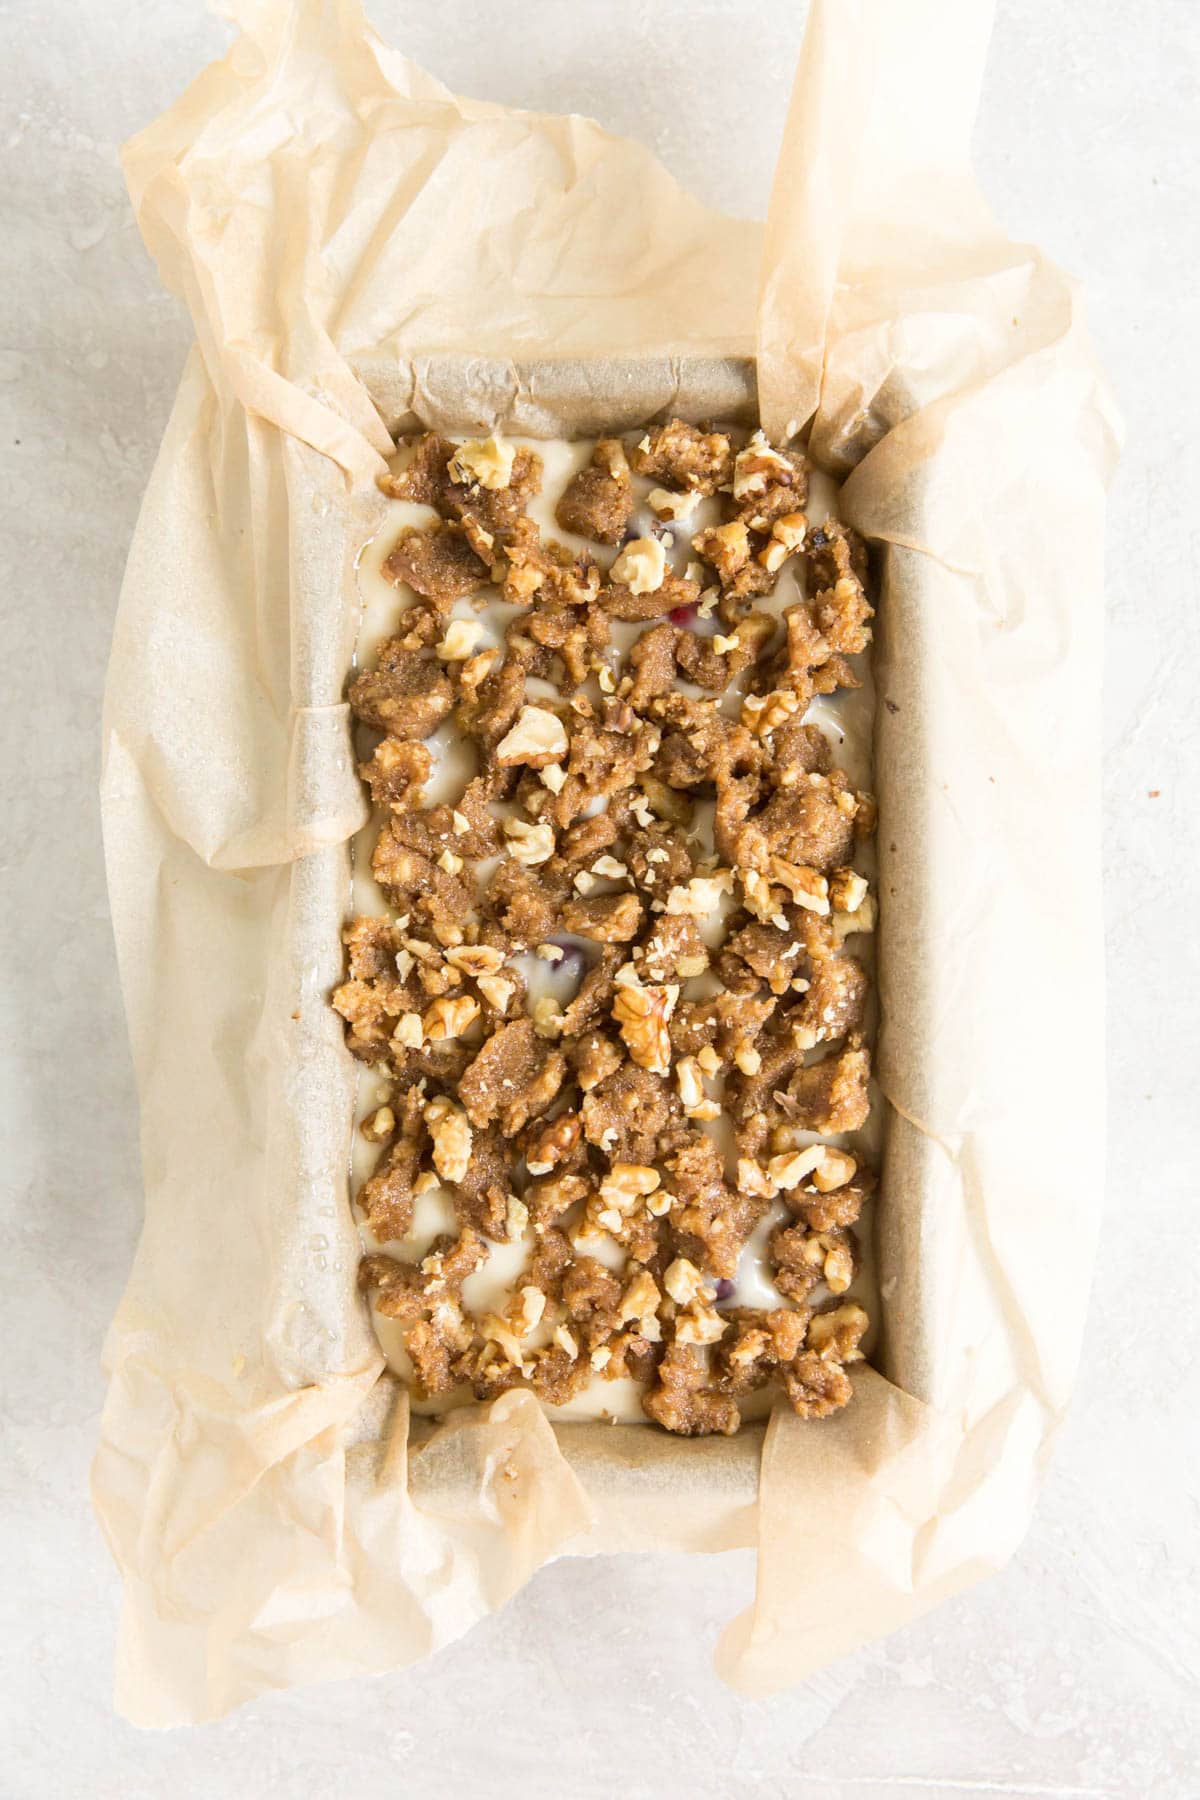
top-left (2, 2), bottom-right (1196, 1792)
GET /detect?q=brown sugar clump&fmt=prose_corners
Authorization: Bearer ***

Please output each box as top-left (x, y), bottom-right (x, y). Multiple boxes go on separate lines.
top-left (349, 641), bottom-right (454, 740)
top-left (629, 419), bottom-right (735, 495)
top-left (383, 522), bottom-right (490, 607)
top-left (555, 439), bottom-right (635, 544)
top-left (643, 1344), bottom-right (739, 1436)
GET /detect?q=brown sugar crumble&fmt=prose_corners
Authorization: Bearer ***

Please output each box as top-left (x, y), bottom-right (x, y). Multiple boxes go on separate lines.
top-left (334, 422), bottom-right (879, 1435)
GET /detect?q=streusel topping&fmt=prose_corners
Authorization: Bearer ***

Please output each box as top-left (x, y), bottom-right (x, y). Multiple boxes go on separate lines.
top-left (334, 419), bottom-right (878, 1434)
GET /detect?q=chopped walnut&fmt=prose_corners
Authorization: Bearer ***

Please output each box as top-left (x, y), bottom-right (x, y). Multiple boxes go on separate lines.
top-left (611, 971), bottom-right (677, 1076)
top-left (448, 435), bottom-right (516, 491)
top-left (611, 536), bottom-right (667, 595)
top-left (496, 705), bottom-right (569, 767)
top-left (692, 518), bottom-right (751, 584)
top-left (503, 817), bottom-right (556, 866)
top-left (423, 1095), bottom-right (473, 1184)
top-left (421, 997), bottom-right (478, 1047)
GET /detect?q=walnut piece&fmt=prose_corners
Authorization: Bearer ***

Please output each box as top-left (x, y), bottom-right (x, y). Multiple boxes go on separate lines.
top-left (448, 435), bottom-right (516, 491)
top-left (496, 705), bottom-right (569, 767)
top-left (424, 1096), bottom-right (472, 1184)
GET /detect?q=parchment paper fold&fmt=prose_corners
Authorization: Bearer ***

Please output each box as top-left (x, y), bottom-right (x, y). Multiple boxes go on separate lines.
top-left (95, 0), bottom-right (1119, 1724)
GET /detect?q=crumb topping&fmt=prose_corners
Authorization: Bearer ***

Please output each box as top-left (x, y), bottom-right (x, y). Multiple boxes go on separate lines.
top-left (335, 421), bottom-right (879, 1434)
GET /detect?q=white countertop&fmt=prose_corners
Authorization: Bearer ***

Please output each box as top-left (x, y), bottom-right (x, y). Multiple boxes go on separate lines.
top-left (2, 2), bottom-right (1196, 1794)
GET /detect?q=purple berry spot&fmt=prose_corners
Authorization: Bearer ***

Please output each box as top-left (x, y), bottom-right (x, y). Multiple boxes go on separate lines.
top-left (670, 603), bottom-right (698, 627)
top-left (547, 937), bottom-right (588, 984)
top-left (715, 1278), bottom-right (735, 1303)
top-left (810, 527), bottom-right (828, 548)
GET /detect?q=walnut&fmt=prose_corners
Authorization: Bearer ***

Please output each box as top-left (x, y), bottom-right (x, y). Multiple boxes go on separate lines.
top-left (766, 1145), bottom-right (827, 1192)
top-left (444, 944), bottom-right (505, 979)
top-left (479, 1311), bottom-right (528, 1370)
top-left (663, 871), bottom-right (734, 917)
top-left (422, 995), bottom-right (480, 1042)
top-left (813, 1149), bottom-right (857, 1193)
top-left (360, 1104), bottom-right (395, 1143)
top-left (448, 434), bottom-right (516, 490)
top-left (600, 1162), bottom-right (660, 1207)
top-left (674, 1302), bottom-right (728, 1346)
top-left (736, 1156), bottom-right (776, 1199)
top-left (424, 1096), bottom-right (472, 1184)
top-left (586, 1160), bottom-right (662, 1241)
top-left (503, 817), bottom-right (556, 866)
top-left (647, 486), bottom-right (701, 523)
top-left (611, 972), bottom-right (677, 1076)
top-left (694, 518), bottom-right (752, 582)
top-left (769, 858), bottom-right (830, 914)
top-left (511, 1283), bottom-right (547, 1335)
top-left (738, 866), bottom-right (782, 926)
top-left (663, 1256), bottom-right (709, 1306)
top-left (525, 1112), bottom-right (582, 1175)
top-left (731, 430), bottom-right (794, 501)
top-left (618, 1268), bottom-right (662, 1328)
top-left (610, 536), bottom-right (666, 595)
top-left (831, 890), bottom-right (877, 943)
top-left (827, 868), bottom-right (867, 914)
top-left (821, 1240), bottom-right (855, 1294)
top-left (675, 1055), bottom-right (706, 1112)
top-left (742, 688), bottom-right (803, 736)
top-left (477, 973), bottom-right (515, 1013)
top-left (496, 705), bottom-right (569, 767)
top-left (437, 618), bottom-right (487, 660)
top-left (391, 1013), bottom-right (424, 1050)
top-left (766, 510), bottom-right (807, 558)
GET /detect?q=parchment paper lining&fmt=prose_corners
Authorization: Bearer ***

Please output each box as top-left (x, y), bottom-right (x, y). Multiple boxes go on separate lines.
top-left (95, 0), bottom-right (1118, 1725)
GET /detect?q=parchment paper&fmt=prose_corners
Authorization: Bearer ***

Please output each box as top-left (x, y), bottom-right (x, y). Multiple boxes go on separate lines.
top-left (95, 0), bottom-right (1119, 1725)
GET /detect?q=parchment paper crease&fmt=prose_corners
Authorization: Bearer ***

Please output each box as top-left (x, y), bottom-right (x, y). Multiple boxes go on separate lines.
top-left (95, 0), bottom-right (1119, 1724)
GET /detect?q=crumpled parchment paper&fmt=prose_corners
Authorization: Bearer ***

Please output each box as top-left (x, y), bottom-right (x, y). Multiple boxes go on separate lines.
top-left (94, 0), bottom-right (1119, 1724)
